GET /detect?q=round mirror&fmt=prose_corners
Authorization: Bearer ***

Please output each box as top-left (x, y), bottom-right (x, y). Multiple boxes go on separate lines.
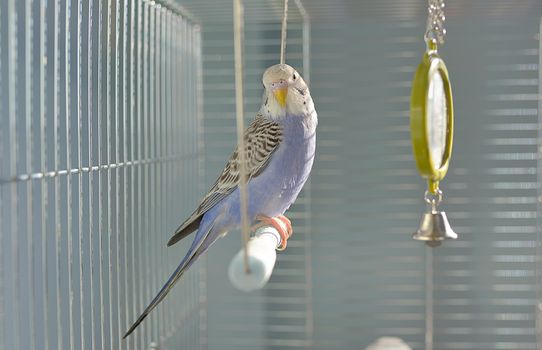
top-left (410, 52), bottom-right (453, 185)
top-left (426, 71), bottom-right (447, 169)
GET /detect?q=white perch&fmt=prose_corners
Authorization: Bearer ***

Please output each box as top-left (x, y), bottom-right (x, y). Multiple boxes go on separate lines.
top-left (228, 226), bottom-right (282, 292)
top-left (365, 337), bottom-right (413, 350)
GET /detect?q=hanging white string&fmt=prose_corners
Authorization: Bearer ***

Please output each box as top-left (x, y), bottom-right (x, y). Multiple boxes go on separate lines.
top-left (280, 0), bottom-right (288, 64)
top-left (233, 0), bottom-right (251, 274)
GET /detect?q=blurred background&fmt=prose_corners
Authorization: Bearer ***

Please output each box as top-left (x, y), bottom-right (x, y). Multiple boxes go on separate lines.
top-left (0, 0), bottom-right (541, 349)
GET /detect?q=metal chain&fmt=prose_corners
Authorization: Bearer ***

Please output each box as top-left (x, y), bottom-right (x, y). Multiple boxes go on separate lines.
top-left (425, 0), bottom-right (446, 46)
top-left (424, 189), bottom-right (443, 213)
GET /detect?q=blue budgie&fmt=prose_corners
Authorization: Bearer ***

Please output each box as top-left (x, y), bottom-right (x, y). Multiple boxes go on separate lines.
top-left (124, 63), bottom-right (317, 337)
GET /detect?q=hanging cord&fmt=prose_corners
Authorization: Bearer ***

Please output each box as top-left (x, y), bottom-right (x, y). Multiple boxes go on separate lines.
top-left (425, 0), bottom-right (446, 47)
top-left (233, 0), bottom-right (251, 274)
top-left (280, 0), bottom-right (288, 64)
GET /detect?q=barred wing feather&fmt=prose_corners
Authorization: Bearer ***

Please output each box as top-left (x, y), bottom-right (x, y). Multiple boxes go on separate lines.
top-left (167, 115), bottom-right (283, 246)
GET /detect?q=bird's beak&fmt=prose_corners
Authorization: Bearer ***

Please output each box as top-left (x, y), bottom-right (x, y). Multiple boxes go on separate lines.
top-left (273, 87), bottom-right (288, 108)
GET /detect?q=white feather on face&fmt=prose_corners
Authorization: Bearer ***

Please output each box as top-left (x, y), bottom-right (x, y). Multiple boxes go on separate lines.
top-left (260, 64), bottom-right (314, 121)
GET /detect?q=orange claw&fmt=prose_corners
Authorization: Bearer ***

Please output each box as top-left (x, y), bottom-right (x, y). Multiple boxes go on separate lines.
top-left (254, 215), bottom-right (293, 251)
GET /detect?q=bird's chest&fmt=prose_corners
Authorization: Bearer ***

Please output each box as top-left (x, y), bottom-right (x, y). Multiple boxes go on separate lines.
top-left (254, 118), bottom-right (316, 202)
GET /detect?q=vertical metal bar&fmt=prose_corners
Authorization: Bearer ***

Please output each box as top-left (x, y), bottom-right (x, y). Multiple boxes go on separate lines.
top-left (162, 7), bottom-right (168, 341)
top-left (295, 3), bottom-right (313, 345)
top-left (194, 23), bottom-right (208, 350)
top-left (53, 0), bottom-right (64, 348)
top-left (193, 18), bottom-right (198, 347)
top-left (195, 24), bottom-right (200, 348)
top-left (119, 0), bottom-right (129, 344)
top-left (144, 2), bottom-right (151, 343)
top-left (162, 9), bottom-right (169, 338)
top-left (148, 4), bottom-right (156, 342)
top-left (188, 18), bottom-right (194, 346)
top-left (189, 20), bottom-right (194, 349)
top-left (156, 5), bottom-right (162, 343)
top-left (181, 17), bottom-right (186, 342)
top-left (167, 13), bottom-right (175, 336)
top-left (97, 0), bottom-right (105, 346)
top-left (536, 16), bottom-right (542, 350)
top-left (7, 0), bottom-right (20, 348)
top-left (173, 13), bottom-right (180, 336)
top-left (76, 0), bottom-right (85, 348)
top-left (121, 0), bottom-right (130, 346)
top-left (114, 0), bottom-right (123, 347)
top-left (86, 1), bottom-right (96, 348)
top-left (171, 16), bottom-right (182, 336)
top-left (425, 246), bottom-right (434, 350)
top-left (39, 0), bottom-right (50, 348)
top-left (24, 0), bottom-right (36, 348)
top-left (137, 1), bottom-right (144, 346)
top-left (157, 7), bottom-right (162, 342)
top-left (161, 7), bottom-right (167, 342)
top-left (0, 2), bottom-right (4, 348)
top-left (183, 17), bottom-right (189, 344)
top-left (181, 15), bottom-right (187, 343)
top-left (159, 8), bottom-right (166, 341)
top-left (105, 1), bottom-right (114, 347)
top-left (134, 0), bottom-right (140, 342)
top-left (168, 9), bottom-right (175, 339)
top-left (153, 4), bottom-right (161, 342)
top-left (182, 12), bottom-right (186, 340)
top-left (174, 12), bottom-right (181, 341)
top-left (65, 0), bottom-right (76, 348)
top-left (128, 0), bottom-right (137, 348)
top-left (188, 20), bottom-right (193, 346)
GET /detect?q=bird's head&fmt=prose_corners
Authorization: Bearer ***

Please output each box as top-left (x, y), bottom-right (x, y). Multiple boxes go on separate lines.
top-left (261, 64), bottom-right (311, 120)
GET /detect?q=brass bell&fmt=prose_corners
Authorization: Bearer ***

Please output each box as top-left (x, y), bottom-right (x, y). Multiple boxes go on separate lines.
top-left (413, 209), bottom-right (457, 247)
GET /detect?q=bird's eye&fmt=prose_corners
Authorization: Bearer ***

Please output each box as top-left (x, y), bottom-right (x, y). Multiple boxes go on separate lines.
top-left (293, 73), bottom-right (297, 80)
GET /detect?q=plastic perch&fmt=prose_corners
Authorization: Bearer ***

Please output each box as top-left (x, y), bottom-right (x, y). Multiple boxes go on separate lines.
top-left (365, 337), bottom-right (412, 350)
top-left (228, 226), bottom-right (282, 292)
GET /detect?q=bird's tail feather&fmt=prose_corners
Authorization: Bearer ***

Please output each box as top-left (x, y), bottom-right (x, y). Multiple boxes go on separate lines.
top-left (167, 215), bottom-right (203, 247)
top-left (123, 222), bottom-right (214, 339)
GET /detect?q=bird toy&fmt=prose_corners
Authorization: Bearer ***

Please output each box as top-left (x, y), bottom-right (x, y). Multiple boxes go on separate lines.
top-left (410, 0), bottom-right (457, 246)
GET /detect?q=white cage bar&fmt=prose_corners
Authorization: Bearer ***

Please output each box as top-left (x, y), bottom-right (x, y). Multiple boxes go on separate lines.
top-left (0, 1), bottom-right (205, 349)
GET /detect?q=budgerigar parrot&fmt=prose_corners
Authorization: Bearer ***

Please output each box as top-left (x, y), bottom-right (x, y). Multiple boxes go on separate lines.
top-left (124, 63), bottom-right (317, 338)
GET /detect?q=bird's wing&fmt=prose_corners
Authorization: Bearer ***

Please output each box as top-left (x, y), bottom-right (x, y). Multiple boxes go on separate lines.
top-left (167, 114), bottom-right (283, 246)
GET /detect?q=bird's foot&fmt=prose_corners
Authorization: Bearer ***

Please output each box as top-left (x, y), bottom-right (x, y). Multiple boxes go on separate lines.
top-left (253, 215), bottom-right (293, 251)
